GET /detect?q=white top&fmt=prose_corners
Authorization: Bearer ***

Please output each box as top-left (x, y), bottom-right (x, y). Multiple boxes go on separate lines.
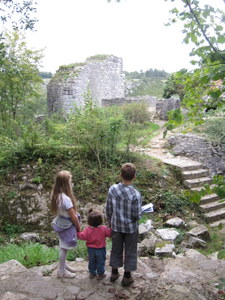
top-left (57, 193), bottom-right (73, 217)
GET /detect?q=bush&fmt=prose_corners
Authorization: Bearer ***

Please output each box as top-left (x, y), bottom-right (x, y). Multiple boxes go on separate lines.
top-left (121, 102), bottom-right (150, 124)
top-left (195, 117), bottom-right (225, 143)
top-left (0, 243), bottom-right (58, 267)
top-left (158, 191), bottom-right (193, 214)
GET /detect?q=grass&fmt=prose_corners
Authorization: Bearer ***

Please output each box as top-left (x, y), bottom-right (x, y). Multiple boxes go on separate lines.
top-left (0, 239), bottom-right (112, 268)
top-left (0, 242), bottom-right (59, 267)
top-left (198, 226), bottom-right (225, 257)
top-left (137, 122), bottom-right (160, 147)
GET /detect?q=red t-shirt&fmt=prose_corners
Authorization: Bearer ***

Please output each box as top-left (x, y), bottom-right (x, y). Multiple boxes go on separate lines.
top-left (77, 225), bottom-right (111, 248)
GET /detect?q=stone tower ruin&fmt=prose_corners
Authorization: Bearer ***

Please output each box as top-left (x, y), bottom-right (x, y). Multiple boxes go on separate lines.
top-left (47, 55), bottom-right (125, 114)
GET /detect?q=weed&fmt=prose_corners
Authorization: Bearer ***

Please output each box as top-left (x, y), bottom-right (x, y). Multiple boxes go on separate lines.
top-left (0, 243), bottom-right (58, 267)
top-left (2, 224), bottom-right (25, 237)
top-left (31, 176), bottom-right (42, 184)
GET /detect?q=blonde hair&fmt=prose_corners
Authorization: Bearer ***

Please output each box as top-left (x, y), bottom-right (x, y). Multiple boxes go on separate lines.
top-left (51, 170), bottom-right (77, 215)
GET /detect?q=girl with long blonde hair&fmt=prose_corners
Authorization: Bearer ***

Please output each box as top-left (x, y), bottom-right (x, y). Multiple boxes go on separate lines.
top-left (51, 170), bottom-right (81, 278)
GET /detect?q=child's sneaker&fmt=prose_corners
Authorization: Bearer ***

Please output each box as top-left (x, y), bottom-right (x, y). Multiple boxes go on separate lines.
top-left (89, 273), bottom-right (96, 279)
top-left (97, 274), bottom-right (106, 280)
top-left (121, 275), bottom-right (134, 286)
top-left (57, 270), bottom-right (76, 279)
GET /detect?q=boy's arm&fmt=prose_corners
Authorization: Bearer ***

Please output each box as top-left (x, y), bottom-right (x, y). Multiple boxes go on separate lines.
top-left (106, 190), bottom-right (113, 227)
top-left (131, 194), bottom-right (142, 221)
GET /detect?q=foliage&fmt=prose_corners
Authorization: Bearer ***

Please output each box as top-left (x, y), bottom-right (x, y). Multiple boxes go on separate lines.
top-left (194, 117), bottom-right (225, 143)
top-left (67, 240), bottom-right (92, 261)
top-left (163, 108), bottom-right (184, 137)
top-left (86, 54), bottom-right (111, 62)
top-left (39, 71), bottom-right (53, 79)
top-left (127, 77), bottom-right (166, 98)
top-left (121, 102), bottom-right (151, 124)
top-left (125, 68), bottom-right (169, 79)
top-left (0, 0), bottom-right (38, 31)
top-left (66, 103), bottom-right (124, 170)
top-left (0, 31), bottom-right (43, 125)
top-left (216, 278), bottom-right (225, 299)
top-left (164, 0), bottom-right (225, 130)
top-left (0, 242), bottom-right (58, 267)
top-left (2, 223), bottom-right (25, 237)
top-left (157, 191), bottom-right (194, 214)
top-left (162, 69), bottom-right (187, 99)
top-left (199, 226), bottom-right (225, 256)
top-left (139, 214), bottom-right (149, 224)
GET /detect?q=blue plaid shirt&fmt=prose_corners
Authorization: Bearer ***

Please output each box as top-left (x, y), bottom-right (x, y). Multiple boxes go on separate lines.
top-left (106, 182), bottom-right (142, 233)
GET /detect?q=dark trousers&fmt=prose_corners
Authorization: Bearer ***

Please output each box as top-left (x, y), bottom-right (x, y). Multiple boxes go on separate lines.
top-left (88, 247), bottom-right (106, 275)
top-left (110, 230), bottom-right (138, 272)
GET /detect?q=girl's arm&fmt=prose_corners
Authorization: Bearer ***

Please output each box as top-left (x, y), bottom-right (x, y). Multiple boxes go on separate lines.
top-left (67, 208), bottom-right (81, 232)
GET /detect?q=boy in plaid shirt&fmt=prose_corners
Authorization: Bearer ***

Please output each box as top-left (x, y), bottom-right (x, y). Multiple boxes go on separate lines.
top-left (106, 163), bottom-right (142, 286)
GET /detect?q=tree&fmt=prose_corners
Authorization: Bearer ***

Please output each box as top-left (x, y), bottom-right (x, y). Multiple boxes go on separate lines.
top-left (0, 31), bottom-right (43, 125)
top-left (163, 69), bottom-right (187, 99)
top-left (0, 0), bottom-right (37, 31)
top-left (165, 0), bottom-right (225, 122)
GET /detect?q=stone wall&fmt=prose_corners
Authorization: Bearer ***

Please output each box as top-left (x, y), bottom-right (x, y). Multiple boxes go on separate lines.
top-left (168, 133), bottom-right (225, 174)
top-left (47, 55), bottom-right (125, 114)
top-left (102, 96), bottom-right (181, 120)
top-left (155, 98), bottom-right (181, 120)
top-left (102, 96), bottom-right (158, 107)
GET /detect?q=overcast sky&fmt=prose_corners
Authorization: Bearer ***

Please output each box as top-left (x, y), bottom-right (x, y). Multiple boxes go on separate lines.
top-left (25, 0), bottom-right (224, 74)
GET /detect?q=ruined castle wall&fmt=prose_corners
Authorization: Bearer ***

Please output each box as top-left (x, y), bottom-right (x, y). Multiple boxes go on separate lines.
top-left (102, 96), bottom-right (158, 107)
top-left (155, 98), bottom-right (181, 120)
top-left (47, 56), bottom-right (125, 114)
top-left (168, 133), bottom-right (225, 174)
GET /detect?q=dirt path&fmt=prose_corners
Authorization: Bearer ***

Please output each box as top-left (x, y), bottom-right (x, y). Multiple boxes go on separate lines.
top-left (132, 120), bottom-right (175, 162)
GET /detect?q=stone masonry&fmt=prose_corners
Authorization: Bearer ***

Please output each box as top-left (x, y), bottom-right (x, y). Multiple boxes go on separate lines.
top-left (168, 133), bottom-right (225, 174)
top-left (47, 55), bottom-right (125, 114)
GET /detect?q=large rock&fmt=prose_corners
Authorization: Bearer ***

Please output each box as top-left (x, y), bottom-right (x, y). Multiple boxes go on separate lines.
top-left (187, 224), bottom-right (210, 241)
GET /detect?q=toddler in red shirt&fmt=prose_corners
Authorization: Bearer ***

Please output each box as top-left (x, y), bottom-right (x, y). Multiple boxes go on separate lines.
top-left (77, 209), bottom-right (111, 280)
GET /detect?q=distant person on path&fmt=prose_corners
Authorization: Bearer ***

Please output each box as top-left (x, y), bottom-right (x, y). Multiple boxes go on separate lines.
top-left (106, 163), bottom-right (142, 286)
top-left (77, 208), bottom-right (111, 280)
top-left (51, 170), bottom-right (81, 278)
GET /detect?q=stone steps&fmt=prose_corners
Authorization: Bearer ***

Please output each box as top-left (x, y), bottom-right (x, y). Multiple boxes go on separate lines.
top-left (183, 177), bottom-right (213, 188)
top-left (164, 158), bottom-right (203, 171)
top-left (200, 193), bottom-right (219, 204)
top-left (209, 218), bottom-right (225, 228)
top-left (200, 199), bottom-right (225, 213)
top-left (182, 169), bottom-right (209, 180)
top-left (204, 207), bottom-right (225, 222)
top-left (190, 184), bottom-right (217, 192)
top-left (163, 157), bottom-right (225, 227)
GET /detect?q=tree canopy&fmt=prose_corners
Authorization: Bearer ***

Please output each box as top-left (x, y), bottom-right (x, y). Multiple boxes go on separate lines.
top-left (163, 0), bottom-right (225, 127)
top-left (0, 0), bottom-right (38, 31)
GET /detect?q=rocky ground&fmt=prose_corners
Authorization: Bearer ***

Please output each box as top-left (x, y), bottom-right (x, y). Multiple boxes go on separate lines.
top-left (1, 247), bottom-right (225, 300)
top-left (1, 122), bottom-right (225, 300)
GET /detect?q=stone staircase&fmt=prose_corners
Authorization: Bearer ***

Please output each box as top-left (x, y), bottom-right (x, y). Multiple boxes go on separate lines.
top-left (164, 157), bottom-right (225, 227)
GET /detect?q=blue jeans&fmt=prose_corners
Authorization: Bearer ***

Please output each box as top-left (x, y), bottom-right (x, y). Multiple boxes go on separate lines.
top-left (88, 247), bottom-right (106, 275)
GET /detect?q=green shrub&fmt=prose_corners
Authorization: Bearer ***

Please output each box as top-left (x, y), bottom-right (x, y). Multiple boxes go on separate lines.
top-left (121, 102), bottom-right (150, 124)
top-left (195, 117), bottom-right (225, 143)
top-left (0, 243), bottom-right (58, 267)
top-left (2, 224), bottom-right (25, 237)
top-left (159, 191), bottom-right (193, 214)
